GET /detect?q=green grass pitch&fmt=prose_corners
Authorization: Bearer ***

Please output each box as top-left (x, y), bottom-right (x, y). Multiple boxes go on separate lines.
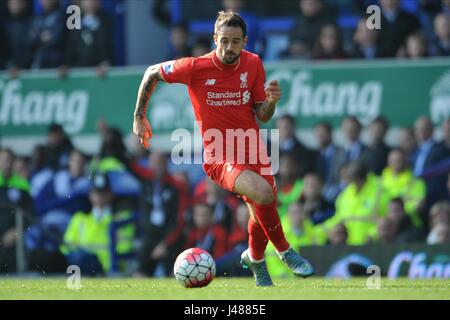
top-left (0, 278), bottom-right (449, 300)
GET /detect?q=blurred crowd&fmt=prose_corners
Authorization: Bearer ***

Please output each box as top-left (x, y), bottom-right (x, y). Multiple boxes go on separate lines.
top-left (1, 115), bottom-right (449, 277)
top-left (170, 0), bottom-right (450, 61)
top-left (1, 0), bottom-right (450, 78)
top-left (0, 0), bottom-right (114, 77)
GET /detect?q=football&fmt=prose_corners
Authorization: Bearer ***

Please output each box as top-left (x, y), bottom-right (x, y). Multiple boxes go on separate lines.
top-left (173, 248), bottom-right (216, 288)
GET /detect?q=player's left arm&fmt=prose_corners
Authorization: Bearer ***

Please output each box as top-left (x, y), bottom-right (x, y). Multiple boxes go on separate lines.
top-left (254, 80), bottom-right (282, 123)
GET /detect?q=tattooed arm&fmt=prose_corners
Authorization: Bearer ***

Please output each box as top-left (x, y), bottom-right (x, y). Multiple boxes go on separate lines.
top-left (133, 64), bottom-right (165, 148)
top-left (254, 80), bottom-right (282, 123)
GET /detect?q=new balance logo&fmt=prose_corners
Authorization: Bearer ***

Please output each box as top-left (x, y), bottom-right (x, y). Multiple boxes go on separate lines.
top-left (205, 79), bottom-right (216, 85)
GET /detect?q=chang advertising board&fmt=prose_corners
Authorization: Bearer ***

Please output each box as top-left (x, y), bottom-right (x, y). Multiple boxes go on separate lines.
top-left (300, 244), bottom-right (450, 279)
top-left (1, 59), bottom-right (450, 153)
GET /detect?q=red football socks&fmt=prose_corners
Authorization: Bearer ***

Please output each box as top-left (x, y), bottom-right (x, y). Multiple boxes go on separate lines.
top-left (248, 217), bottom-right (269, 261)
top-left (250, 200), bottom-right (290, 257)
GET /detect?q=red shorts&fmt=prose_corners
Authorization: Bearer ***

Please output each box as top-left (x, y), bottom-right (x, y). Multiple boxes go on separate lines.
top-left (203, 162), bottom-right (277, 204)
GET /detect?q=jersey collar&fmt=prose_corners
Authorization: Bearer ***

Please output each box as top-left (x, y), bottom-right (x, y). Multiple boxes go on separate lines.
top-left (212, 50), bottom-right (241, 72)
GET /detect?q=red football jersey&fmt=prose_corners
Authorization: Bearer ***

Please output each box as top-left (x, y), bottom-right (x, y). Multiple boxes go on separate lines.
top-left (160, 50), bottom-right (269, 166)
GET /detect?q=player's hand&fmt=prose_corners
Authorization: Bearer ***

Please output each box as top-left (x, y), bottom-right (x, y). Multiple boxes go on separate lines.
top-left (265, 80), bottom-right (282, 104)
top-left (133, 116), bottom-right (153, 149)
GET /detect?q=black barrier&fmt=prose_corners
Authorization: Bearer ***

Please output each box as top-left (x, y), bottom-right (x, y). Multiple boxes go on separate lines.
top-left (301, 244), bottom-right (450, 278)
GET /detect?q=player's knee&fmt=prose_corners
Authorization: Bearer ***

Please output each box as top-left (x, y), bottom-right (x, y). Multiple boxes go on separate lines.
top-left (252, 185), bottom-right (275, 205)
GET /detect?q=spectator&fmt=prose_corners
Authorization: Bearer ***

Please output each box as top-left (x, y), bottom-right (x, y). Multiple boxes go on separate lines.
top-left (3, 0), bottom-right (34, 74)
top-left (276, 154), bottom-right (304, 218)
top-left (383, 198), bottom-right (425, 243)
top-left (0, 148), bottom-right (29, 191)
top-left (61, 174), bottom-right (136, 275)
top-left (172, 171), bottom-right (190, 192)
top-left (442, 0), bottom-right (450, 15)
top-left (351, 17), bottom-right (380, 59)
top-left (63, 0), bottom-right (114, 77)
top-left (377, 0), bottom-right (421, 57)
top-left (376, 216), bottom-right (397, 243)
top-left (14, 157), bottom-right (30, 181)
top-left (447, 171), bottom-right (450, 202)
top-left (26, 149), bottom-right (91, 274)
top-left (314, 122), bottom-right (346, 201)
top-left (431, 13), bottom-right (450, 56)
top-left (312, 23), bottom-right (347, 60)
top-left (0, 0), bottom-right (7, 70)
top-left (341, 116), bottom-right (369, 164)
top-left (381, 148), bottom-right (426, 227)
top-left (438, 118), bottom-right (450, 159)
top-left (29, 0), bottom-right (65, 69)
top-left (216, 203), bottom-right (250, 277)
top-left (325, 161), bottom-right (389, 245)
top-left (327, 223), bottom-right (348, 245)
top-left (427, 200), bottom-right (450, 244)
top-left (184, 202), bottom-right (228, 259)
top-left (204, 178), bottom-right (234, 233)
top-left (137, 151), bottom-right (186, 277)
top-left (428, 200), bottom-right (450, 230)
top-left (413, 116), bottom-right (443, 177)
top-left (366, 116), bottom-right (391, 175)
top-left (398, 127), bottom-right (418, 166)
top-left (276, 114), bottom-right (316, 176)
top-left (33, 149), bottom-right (90, 217)
top-left (404, 31), bottom-right (429, 58)
top-left (192, 37), bottom-right (211, 57)
top-left (227, 203), bottom-right (249, 253)
top-left (29, 144), bottom-right (54, 200)
top-left (45, 124), bottom-right (74, 170)
top-left (428, 223), bottom-right (450, 244)
top-left (289, 0), bottom-right (336, 57)
top-left (299, 173), bottom-right (335, 224)
top-left (0, 148), bottom-right (34, 273)
top-left (167, 22), bottom-right (192, 60)
top-left (91, 125), bottom-right (129, 173)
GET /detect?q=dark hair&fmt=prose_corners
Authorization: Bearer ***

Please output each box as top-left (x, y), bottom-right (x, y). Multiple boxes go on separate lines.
top-left (389, 197), bottom-right (405, 209)
top-left (312, 23), bottom-right (346, 60)
top-left (343, 115), bottom-right (362, 131)
top-left (277, 114), bottom-right (296, 125)
top-left (389, 147), bottom-right (406, 156)
top-left (315, 121), bottom-right (332, 133)
top-left (171, 21), bottom-right (188, 33)
top-left (214, 10), bottom-right (247, 37)
top-left (47, 123), bottom-right (65, 134)
top-left (347, 160), bottom-right (368, 181)
top-left (193, 201), bottom-right (214, 213)
top-left (0, 148), bottom-right (15, 159)
top-left (371, 116), bottom-right (389, 130)
top-left (70, 149), bottom-right (87, 160)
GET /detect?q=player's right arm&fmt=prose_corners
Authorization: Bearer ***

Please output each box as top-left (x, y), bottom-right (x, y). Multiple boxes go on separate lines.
top-left (133, 63), bottom-right (165, 149)
top-left (133, 58), bottom-right (193, 149)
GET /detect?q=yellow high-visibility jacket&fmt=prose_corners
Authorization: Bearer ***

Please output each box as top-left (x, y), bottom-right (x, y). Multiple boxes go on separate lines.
top-left (325, 174), bottom-right (389, 245)
top-left (61, 210), bottom-right (135, 272)
top-left (381, 167), bottom-right (425, 227)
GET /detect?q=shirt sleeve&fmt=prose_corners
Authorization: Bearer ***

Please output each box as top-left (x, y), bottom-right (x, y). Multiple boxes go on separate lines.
top-left (252, 57), bottom-right (267, 104)
top-left (159, 57), bottom-right (194, 85)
